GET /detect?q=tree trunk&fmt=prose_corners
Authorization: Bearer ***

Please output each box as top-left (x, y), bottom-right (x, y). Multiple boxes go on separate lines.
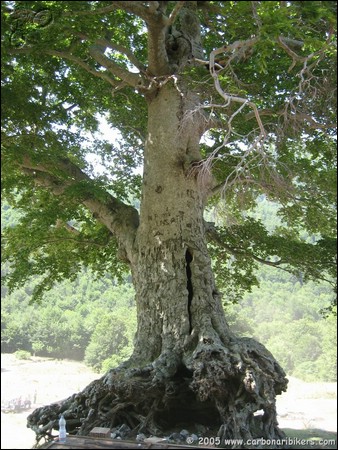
top-left (27, 82), bottom-right (288, 448)
top-left (131, 81), bottom-right (229, 368)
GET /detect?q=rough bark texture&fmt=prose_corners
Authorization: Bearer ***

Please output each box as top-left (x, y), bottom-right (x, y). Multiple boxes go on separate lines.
top-left (27, 82), bottom-right (288, 449)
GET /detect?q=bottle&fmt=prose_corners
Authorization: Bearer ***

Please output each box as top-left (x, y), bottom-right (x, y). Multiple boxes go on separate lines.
top-left (59, 414), bottom-right (67, 443)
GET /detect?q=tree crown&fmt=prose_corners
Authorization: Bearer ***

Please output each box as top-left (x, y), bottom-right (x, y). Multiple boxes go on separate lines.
top-left (1, 1), bottom-right (336, 305)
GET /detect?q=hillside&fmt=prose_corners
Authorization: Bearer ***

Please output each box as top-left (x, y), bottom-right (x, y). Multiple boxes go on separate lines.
top-left (2, 198), bottom-right (337, 382)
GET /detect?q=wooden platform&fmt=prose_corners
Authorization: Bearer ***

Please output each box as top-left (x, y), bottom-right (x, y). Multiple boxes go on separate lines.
top-left (38, 436), bottom-right (210, 449)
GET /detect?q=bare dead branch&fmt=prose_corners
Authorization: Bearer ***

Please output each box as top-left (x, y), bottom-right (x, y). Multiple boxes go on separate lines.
top-left (209, 40), bottom-right (266, 140)
top-left (276, 31), bottom-right (336, 136)
top-left (186, 38), bottom-right (270, 197)
top-left (277, 36), bottom-right (305, 72)
top-left (187, 30), bottom-right (335, 198)
top-left (251, 1), bottom-right (262, 29)
top-left (245, 108), bottom-right (336, 131)
top-left (181, 102), bottom-right (227, 136)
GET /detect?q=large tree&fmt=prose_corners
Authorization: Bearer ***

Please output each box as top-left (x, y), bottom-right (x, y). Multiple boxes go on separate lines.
top-left (1, 1), bottom-right (336, 447)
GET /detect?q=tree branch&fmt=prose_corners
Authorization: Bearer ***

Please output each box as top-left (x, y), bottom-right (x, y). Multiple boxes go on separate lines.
top-left (19, 155), bottom-right (139, 259)
top-left (9, 35), bottom-right (143, 89)
top-left (166, 1), bottom-right (186, 26)
top-left (209, 38), bottom-right (266, 141)
top-left (205, 221), bottom-right (285, 269)
top-left (194, 32), bottom-right (334, 197)
top-left (92, 36), bottom-right (146, 73)
top-left (63, 2), bottom-right (154, 23)
top-left (146, 21), bottom-right (170, 76)
top-left (88, 44), bottom-right (142, 87)
top-left (205, 221), bottom-right (335, 287)
top-left (245, 108), bottom-right (337, 131)
top-left (189, 37), bottom-right (270, 193)
top-left (30, 237), bottom-right (112, 250)
top-left (10, 47), bottom-right (119, 88)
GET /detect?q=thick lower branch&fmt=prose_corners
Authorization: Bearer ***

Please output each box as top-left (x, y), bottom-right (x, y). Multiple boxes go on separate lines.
top-left (19, 155), bottom-right (139, 258)
top-left (89, 45), bottom-right (141, 87)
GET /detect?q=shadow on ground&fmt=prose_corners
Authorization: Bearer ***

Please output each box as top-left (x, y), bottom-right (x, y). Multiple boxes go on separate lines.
top-left (283, 428), bottom-right (337, 449)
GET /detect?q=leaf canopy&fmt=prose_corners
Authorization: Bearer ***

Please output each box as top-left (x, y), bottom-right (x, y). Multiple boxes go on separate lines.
top-left (1, 1), bottom-right (336, 304)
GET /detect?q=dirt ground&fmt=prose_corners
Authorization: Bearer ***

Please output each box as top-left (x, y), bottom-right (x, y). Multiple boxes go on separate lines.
top-left (1, 353), bottom-right (337, 449)
top-left (1, 354), bottom-right (101, 449)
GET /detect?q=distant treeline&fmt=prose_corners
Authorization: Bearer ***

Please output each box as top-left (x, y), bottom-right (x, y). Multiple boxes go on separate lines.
top-left (1, 272), bottom-right (136, 372)
top-left (1, 199), bottom-right (336, 381)
top-left (1, 265), bottom-right (336, 381)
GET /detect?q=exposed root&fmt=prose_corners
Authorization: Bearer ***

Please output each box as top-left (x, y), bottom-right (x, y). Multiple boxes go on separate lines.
top-left (27, 336), bottom-right (288, 449)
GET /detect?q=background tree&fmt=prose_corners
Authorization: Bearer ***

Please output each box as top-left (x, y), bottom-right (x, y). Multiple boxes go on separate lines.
top-left (1, 1), bottom-right (336, 446)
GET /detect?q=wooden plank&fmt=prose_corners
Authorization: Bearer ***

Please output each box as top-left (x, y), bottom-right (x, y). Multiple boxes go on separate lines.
top-left (38, 436), bottom-right (212, 449)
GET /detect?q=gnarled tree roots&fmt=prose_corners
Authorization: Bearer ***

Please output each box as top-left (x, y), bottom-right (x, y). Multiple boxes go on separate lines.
top-left (27, 336), bottom-right (288, 448)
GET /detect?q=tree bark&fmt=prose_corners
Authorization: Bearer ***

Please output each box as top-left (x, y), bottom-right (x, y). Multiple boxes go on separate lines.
top-left (130, 81), bottom-right (225, 367)
top-left (27, 81), bottom-right (288, 448)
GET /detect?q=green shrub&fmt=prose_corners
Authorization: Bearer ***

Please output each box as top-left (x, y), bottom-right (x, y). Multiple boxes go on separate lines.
top-left (84, 314), bottom-right (129, 372)
top-left (14, 349), bottom-right (31, 360)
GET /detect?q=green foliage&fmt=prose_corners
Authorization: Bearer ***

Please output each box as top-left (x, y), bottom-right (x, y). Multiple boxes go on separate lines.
top-left (1, 198), bottom-right (335, 381)
top-left (2, 194), bottom-right (335, 381)
top-left (101, 347), bottom-right (134, 373)
top-left (223, 194), bottom-right (336, 382)
top-left (14, 349), bottom-right (31, 360)
top-left (2, 257), bottom-right (336, 381)
top-left (1, 234), bottom-right (137, 369)
top-left (1, 1), bottom-right (336, 304)
top-left (84, 315), bottom-right (128, 372)
top-left (226, 266), bottom-right (337, 382)
top-left (84, 305), bottom-right (136, 372)
top-left (208, 195), bottom-right (336, 304)
top-left (314, 315), bottom-right (337, 382)
top-left (1, 193), bottom-right (129, 303)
